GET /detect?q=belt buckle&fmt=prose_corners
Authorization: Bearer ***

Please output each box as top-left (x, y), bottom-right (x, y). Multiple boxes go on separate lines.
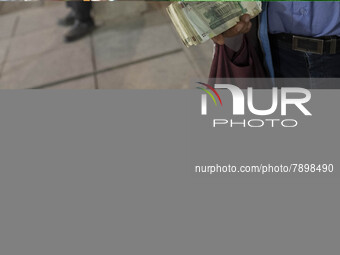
top-left (330, 39), bottom-right (337, 54)
top-left (292, 35), bottom-right (324, 55)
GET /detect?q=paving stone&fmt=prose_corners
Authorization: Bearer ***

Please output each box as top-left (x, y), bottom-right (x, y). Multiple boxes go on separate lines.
top-left (1, 38), bottom-right (93, 89)
top-left (0, 38), bottom-right (11, 64)
top-left (0, 65), bottom-right (6, 89)
top-left (46, 76), bottom-right (95, 89)
top-left (0, 2), bottom-right (212, 90)
top-left (97, 51), bottom-right (199, 89)
top-left (7, 26), bottom-right (69, 62)
top-left (0, 13), bottom-right (18, 39)
top-left (0, 1), bottom-right (42, 15)
top-left (181, 41), bottom-right (214, 80)
top-left (92, 1), bottom-right (148, 25)
top-left (92, 11), bottom-right (181, 70)
top-left (15, 3), bottom-right (68, 36)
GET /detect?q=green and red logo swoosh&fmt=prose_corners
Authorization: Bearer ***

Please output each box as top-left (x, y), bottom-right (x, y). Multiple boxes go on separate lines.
top-left (196, 82), bottom-right (223, 106)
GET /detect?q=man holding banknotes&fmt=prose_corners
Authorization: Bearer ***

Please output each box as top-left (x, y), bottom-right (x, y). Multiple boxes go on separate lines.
top-left (167, 2), bottom-right (267, 80)
top-left (212, 2), bottom-right (340, 81)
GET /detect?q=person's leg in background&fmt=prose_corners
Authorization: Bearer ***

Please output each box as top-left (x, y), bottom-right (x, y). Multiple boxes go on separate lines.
top-left (59, 1), bottom-right (95, 43)
top-left (58, 2), bottom-right (76, 26)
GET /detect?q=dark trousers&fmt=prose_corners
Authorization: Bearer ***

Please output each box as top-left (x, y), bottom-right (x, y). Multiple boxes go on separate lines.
top-left (67, 1), bottom-right (93, 23)
top-left (269, 35), bottom-right (340, 88)
top-left (270, 37), bottom-right (340, 88)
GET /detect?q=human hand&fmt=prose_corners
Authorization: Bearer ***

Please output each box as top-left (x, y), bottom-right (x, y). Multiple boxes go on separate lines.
top-left (212, 14), bottom-right (252, 45)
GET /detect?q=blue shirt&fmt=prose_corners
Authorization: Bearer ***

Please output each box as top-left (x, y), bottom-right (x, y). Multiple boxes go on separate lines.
top-left (268, 2), bottom-right (340, 37)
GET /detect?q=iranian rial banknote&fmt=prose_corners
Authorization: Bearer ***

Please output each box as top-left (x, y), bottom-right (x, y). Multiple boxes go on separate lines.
top-left (167, 1), bottom-right (262, 47)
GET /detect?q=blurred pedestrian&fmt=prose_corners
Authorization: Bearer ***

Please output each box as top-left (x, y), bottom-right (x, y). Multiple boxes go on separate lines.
top-left (58, 1), bottom-right (94, 42)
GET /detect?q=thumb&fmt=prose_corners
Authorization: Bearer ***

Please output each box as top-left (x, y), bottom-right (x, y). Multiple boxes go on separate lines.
top-left (212, 34), bottom-right (224, 45)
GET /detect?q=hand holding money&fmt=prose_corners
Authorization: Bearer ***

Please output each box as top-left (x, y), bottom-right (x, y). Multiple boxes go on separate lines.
top-left (212, 14), bottom-right (252, 45)
top-left (167, 2), bottom-right (261, 47)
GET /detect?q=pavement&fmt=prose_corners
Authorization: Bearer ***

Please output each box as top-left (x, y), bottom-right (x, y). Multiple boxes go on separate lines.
top-left (0, 1), bottom-right (213, 89)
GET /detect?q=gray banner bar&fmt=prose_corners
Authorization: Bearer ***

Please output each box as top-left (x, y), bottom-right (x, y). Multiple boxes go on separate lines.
top-left (0, 90), bottom-right (339, 255)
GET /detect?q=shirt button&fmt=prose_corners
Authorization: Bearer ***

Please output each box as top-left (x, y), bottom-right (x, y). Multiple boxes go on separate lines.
top-left (299, 8), bottom-right (308, 15)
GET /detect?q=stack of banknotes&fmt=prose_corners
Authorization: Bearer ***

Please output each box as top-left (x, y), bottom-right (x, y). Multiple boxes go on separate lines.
top-left (166, 1), bottom-right (262, 47)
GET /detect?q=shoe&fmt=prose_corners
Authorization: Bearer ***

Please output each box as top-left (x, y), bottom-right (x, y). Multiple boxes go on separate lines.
top-left (64, 21), bottom-right (95, 43)
top-left (58, 11), bottom-right (76, 26)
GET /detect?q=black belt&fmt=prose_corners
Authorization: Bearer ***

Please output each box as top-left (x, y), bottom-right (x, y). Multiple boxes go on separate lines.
top-left (269, 33), bottom-right (340, 55)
